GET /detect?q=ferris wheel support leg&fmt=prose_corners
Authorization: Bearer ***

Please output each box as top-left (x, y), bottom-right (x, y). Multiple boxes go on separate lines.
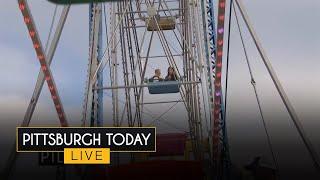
top-left (96, 4), bottom-right (104, 127)
top-left (83, 3), bottom-right (103, 127)
top-left (2, 4), bottom-right (70, 180)
top-left (235, 0), bottom-right (320, 171)
top-left (202, 0), bottom-right (218, 161)
top-left (21, 5), bottom-right (70, 129)
top-left (110, 2), bottom-right (119, 126)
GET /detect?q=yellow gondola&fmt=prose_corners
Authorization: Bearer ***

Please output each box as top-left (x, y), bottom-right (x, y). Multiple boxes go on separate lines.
top-left (147, 15), bottom-right (176, 31)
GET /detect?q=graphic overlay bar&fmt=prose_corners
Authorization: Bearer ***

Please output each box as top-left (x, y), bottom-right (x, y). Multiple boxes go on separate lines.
top-left (64, 148), bottom-right (110, 164)
top-left (17, 127), bottom-right (156, 152)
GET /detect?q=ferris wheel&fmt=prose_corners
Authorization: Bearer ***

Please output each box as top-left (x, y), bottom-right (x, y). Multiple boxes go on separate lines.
top-left (3, 0), bottom-right (320, 179)
top-left (82, 0), bottom-right (216, 166)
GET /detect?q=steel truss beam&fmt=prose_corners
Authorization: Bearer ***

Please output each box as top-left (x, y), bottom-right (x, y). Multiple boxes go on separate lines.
top-left (140, 100), bottom-right (184, 105)
top-left (212, 0), bottom-right (229, 178)
top-left (202, 0), bottom-right (216, 154)
top-left (89, 3), bottom-right (104, 127)
top-left (82, 3), bottom-right (103, 127)
top-left (201, 0), bottom-right (230, 175)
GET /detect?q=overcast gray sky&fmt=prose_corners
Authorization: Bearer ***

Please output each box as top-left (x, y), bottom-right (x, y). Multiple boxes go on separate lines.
top-left (0, 0), bottom-right (320, 178)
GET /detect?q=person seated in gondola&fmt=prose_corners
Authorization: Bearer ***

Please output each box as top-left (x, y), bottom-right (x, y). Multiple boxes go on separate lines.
top-left (165, 66), bottom-right (178, 81)
top-left (149, 69), bottom-right (164, 82)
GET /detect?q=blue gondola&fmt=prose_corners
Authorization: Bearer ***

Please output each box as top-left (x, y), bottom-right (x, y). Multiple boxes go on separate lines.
top-left (147, 81), bottom-right (180, 94)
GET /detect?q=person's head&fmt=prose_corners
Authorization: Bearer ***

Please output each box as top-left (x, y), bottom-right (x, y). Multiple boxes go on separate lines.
top-left (155, 69), bottom-right (161, 76)
top-left (167, 67), bottom-right (175, 76)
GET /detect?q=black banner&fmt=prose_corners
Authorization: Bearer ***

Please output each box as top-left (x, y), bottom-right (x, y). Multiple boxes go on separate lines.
top-left (17, 127), bottom-right (156, 152)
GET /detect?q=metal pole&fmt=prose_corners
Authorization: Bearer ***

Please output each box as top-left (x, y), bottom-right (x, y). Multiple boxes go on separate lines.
top-left (94, 81), bottom-right (201, 90)
top-left (235, 0), bottom-right (320, 171)
top-left (140, 100), bottom-right (184, 105)
top-left (111, 2), bottom-right (119, 126)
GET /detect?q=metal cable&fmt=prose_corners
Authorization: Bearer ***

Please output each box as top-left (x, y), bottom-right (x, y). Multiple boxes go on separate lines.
top-left (148, 101), bottom-right (180, 125)
top-left (103, 92), bottom-right (187, 132)
top-left (233, 4), bottom-right (280, 175)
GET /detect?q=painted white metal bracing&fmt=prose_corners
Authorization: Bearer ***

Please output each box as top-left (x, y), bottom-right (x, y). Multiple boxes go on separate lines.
top-left (82, 4), bottom-right (103, 127)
